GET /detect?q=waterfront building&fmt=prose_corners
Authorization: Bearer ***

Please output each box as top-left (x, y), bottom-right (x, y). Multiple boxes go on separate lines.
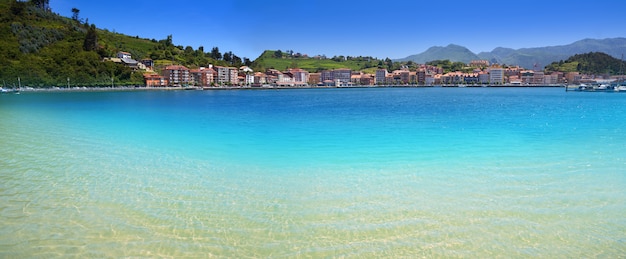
top-left (489, 67), bottom-right (504, 84)
top-left (385, 74), bottom-right (394, 85)
top-left (544, 73), bottom-right (559, 84)
top-left (375, 69), bottom-right (388, 84)
top-left (253, 72), bottom-right (268, 86)
top-left (333, 68), bottom-right (352, 85)
top-left (229, 67), bottom-right (239, 85)
top-left (520, 70), bottom-right (535, 84)
top-left (309, 73), bottom-right (321, 86)
top-left (565, 72), bottom-right (582, 84)
top-left (360, 74), bottom-right (375, 85)
top-left (240, 66), bottom-right (254, 86)
top-left (463, 73), bottom-right (479, 84)
top-left (425, 75), bottom-right (435, 85)
top-left (478, 72), bottom-right (490, 84)
top-left (213, 66), bottom-right (239, 85)
top-left (392, 69), bottom-right (410, 84)
top-left (163, 65), bottom-right (190, 86)
top-left (286, 68), bottom-right (309, 85)
top-left (416, 70), bottom-right (426, 85)
top-left (351, 72), bottom-right (363, 85)
top-left (441, 72), bottom-right (464, 85)
top-left (214, 66), bottom-right (230, 85)
top-left (321, 70), bottom-right (334, 82)
top-left (189, 67), bottom-right (215, 86)
top-left (521, 70), bottom-right (546, 84)
top-left (143, 73), bottom-right (167, 87)
top-left (505, 66), bottom-right (521, 78)
top-left (265, 69), bottom-right (283, 85)
top-left (532, 71), bottom-right (545, 84)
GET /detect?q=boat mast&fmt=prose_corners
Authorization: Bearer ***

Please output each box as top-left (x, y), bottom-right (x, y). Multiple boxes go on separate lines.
top-left (618, 53), bottom-right (624, 82)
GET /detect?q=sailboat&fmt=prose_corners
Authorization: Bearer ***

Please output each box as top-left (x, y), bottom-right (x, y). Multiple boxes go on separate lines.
top-left (15, 77), bottom-right (21, 94)
top-left (0, 80), bottom-right (7, 93)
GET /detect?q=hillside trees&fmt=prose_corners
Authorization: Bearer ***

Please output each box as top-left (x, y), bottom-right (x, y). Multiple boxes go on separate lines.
top-left (31, 0), bottom-right (50, 10)
top-left (545, 52), bottom-right (626, 75)
top-left (210, 47), bottom-right (221, 60)
top-left (425, 60), bottom-right (469, 73)
top-left (9, 0), bottom-right (25, 16)
top-left (83, 24), bottom-right (97, 51)
top-left (0, 0), bottom-right (253, 86)
top-left (71, 7), bottom-right (79, 21)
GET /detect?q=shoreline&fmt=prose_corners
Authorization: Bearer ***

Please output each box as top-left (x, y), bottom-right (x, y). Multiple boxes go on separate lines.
top-left (4, 84), bottom-right (566, 93)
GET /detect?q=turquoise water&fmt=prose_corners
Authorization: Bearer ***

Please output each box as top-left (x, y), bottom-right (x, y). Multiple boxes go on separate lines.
top-left (1, 88), bottom-right (625, 257)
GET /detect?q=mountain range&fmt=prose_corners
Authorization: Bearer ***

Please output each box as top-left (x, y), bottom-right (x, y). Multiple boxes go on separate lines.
top-left (395, 38), bottom-right (626, 69)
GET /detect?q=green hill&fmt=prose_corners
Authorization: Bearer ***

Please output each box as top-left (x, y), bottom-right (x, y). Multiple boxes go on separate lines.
top-left (0, 0), bottom-right (244, 87)
top-left (251, 50), bottom-right (384, 73)
top-left (545, 52), bottom-right (626, 75)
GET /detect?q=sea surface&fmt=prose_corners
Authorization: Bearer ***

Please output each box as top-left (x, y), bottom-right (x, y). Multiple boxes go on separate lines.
top-left (1, 87), bottom-right (625, 257)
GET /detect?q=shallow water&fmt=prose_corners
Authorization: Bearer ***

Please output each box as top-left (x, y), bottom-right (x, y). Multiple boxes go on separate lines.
top-left (1, 88), bottom-right (625, 257)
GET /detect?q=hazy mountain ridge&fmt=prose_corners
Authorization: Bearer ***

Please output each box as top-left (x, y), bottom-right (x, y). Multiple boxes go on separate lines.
top-left (395, 44), bottom-right (479, 64)
top-left (397, 38), bottom-right (626, 69)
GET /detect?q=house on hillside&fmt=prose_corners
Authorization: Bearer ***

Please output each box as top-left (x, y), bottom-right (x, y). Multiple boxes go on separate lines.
top-left (104, 51), bottom-right (140, 69)
top-left (140, 59), bottom-right (154, 71)
top-left (116, 51), bottom-right (138, 69)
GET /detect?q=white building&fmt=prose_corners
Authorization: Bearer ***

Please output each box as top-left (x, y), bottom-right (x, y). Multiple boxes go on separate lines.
top-left (489, 67), bottom-right (504, 84)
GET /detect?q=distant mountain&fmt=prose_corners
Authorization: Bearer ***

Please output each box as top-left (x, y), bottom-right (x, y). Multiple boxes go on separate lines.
top-left (395, 44), bottom-right (479, 64)
top-left (396, 38), bottom-right (626, 69)
top-left (478, 38), bottom-right (626, 69)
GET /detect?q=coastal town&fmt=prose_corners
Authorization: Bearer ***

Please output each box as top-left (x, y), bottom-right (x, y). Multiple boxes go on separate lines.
top-left (103, 51), bottom-right (622, 89)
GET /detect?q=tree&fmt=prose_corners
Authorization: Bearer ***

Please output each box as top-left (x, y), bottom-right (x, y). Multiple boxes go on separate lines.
top-left (10, 0), bottom-right (26, 15)
top-left (211, 47), bottom-right (221, 60)
top-left (83, 24), bottom-right (98, 52)
top-left (243, 57), bottom-right (252, 66)
top-left (385, 58), bottom-right (393, 71)
top-left (71, 8), bottom-right (80, 21)
top-left (274, 50), bottom-right (283, 58)
top-left (223, 51), bottom-right (232, 63)
top-left (196, 46), bottom-right (204, 57)
top-left (232, 54), bottom-right (242, 67)
top-left (31, 0), bottom-right (50, 10)
top-left (157, 35), bottom-right (173, 48)
top-left (184, 46), bottom-right (194, 54)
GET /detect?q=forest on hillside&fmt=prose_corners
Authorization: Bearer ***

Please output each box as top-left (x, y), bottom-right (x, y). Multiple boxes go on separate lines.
top-left (0, 0), bottom-right (249, 87)
top-left (545, 52), bottom-right (626, 75)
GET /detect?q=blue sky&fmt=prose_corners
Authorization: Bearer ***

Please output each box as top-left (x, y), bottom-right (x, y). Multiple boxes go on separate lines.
top-left (50, 0), bottom-right (626, 60)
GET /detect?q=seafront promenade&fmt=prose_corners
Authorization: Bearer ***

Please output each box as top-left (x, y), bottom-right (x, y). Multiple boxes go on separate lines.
top-left (3, 84), bottom-right (566, 93)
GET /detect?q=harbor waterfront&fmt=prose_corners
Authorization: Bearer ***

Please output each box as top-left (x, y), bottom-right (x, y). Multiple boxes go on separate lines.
top-left (1, 87), bottom-right (625, 257)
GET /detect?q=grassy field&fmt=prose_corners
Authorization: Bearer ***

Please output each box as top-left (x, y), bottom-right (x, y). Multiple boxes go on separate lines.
top-left (252, 50), bottom-right (379, 73)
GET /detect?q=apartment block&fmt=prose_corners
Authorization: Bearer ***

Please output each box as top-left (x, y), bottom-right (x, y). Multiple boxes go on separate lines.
top-left (333, 68), bottom-right (352, 85)
top-left (163, 65), bottom-right (190, 86)
top-left (489, 67), bottom-right (504, 84)
top-left (375, 69), bottom-right (388, 84)
top-left (189, 67), bottom-right (215, 86)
